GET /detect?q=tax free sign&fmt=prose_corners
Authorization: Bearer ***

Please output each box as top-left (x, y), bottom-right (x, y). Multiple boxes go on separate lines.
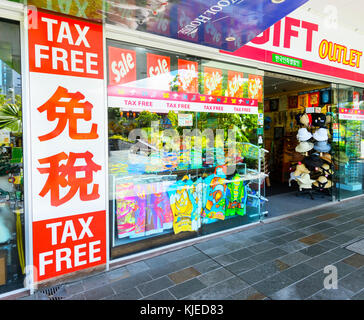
top-left (27, 8), bottom-right (107, 283)
top-left (225, 3), bottom-right (364, 83)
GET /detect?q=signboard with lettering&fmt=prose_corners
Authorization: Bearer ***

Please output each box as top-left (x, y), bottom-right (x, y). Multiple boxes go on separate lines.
top-left (224, 3), bottom-right (364, 83)
top-left (27, 8), bottom-right (106, 283)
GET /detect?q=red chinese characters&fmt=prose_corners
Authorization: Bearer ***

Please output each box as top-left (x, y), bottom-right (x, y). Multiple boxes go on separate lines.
top-left (38, 86), bottom-right (98, 141)
top-left (38, 151), bottom-right (101, 207)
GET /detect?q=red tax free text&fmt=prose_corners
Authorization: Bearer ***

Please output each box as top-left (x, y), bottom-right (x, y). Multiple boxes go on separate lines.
top-left (29, 12), bottom-right (103, 78)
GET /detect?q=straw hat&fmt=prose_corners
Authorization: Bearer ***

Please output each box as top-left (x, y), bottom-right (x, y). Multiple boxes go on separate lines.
top-left (294, 163), bottom-right (310, 176)
top-left (297, 128), bottom-right (313, 142)
top-left (296, 173), bottom-right (316, 189)
top-left (333, 151), bottom-right (349, 164)
top-left (296, 141), bottom-right (314, 153)
top-left (313, 176), bottom-right (332, 188)
top-left (320, 153), bottom-right (332, 163)
top-left (321, 163), bottom-right (333, 175)
top-left (314, 141), bottom-right (331, 153)
top-left (299, 113), bottom-right (310, 127)
top-left (313, 128), bottom-right (328, 141)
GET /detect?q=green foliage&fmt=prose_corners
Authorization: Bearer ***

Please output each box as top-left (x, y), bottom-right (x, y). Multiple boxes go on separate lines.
top-left (135, 111), bottom-right (161, 128)
top-left (0, 92), bottom-right (22, 134)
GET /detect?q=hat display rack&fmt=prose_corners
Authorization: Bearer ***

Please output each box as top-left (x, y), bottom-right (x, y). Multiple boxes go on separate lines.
top-left (290, 106), bottom-right (334, 199)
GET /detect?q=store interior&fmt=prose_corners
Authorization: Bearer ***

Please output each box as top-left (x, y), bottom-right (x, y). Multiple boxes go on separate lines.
top-left (262, 71), bottom-right (334, 218)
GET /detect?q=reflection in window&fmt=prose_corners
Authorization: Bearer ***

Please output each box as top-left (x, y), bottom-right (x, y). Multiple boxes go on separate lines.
top-left (107, 40), bottom-right (265, 259)
top-left (0, 19), bottom-right (24, 294)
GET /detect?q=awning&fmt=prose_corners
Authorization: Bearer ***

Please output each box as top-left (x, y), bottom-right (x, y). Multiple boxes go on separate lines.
top-left (26, 0), bottom-right (309, 51)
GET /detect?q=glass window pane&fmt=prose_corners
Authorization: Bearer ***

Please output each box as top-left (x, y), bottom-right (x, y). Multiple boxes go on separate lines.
top-left (0, 19), bottom-right (24, 294)
top-left (107, 40), bottom-right (264, 260)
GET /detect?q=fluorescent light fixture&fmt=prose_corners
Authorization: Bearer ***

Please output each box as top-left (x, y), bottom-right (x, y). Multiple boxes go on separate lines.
top-left (225, 36), bottom-right (236, 41)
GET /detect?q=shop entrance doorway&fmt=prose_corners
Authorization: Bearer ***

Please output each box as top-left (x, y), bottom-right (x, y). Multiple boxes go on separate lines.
top-left (263, 71), bottom-right (334, 218)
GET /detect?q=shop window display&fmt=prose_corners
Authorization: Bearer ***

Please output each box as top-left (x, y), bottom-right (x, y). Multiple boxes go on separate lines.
top-left (0, 20), bottom-right (24, 294)
top-left (107, 40), bottom-right (266, 258)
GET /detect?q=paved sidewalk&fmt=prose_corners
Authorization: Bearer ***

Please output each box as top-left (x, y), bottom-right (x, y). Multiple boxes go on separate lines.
top-left (21, 196), bottom-right (364, 300)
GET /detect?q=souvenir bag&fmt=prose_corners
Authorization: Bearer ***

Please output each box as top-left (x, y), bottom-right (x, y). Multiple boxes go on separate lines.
top-left (145, 183), bottom-right (165, 235)
top-left (202, 167), bottom-right (227, 221)
top-left (129, 183), bottom-right (147, 238)
top-left (115, 183), bottom-right (137, 238)
top-left (226, 174), bottom-right (248, 217)
top-left (168, 176), bottom-right (196, 234)
top-left (190, 178), bottom-right (203, 231)
top-left (149, 181), bottom-right (174, 231)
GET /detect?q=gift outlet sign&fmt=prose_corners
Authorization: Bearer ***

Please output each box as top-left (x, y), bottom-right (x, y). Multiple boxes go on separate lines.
top-left (27, 8), bottom-right (107, 282)
top-left (224, 3), bottom-right (364, 83)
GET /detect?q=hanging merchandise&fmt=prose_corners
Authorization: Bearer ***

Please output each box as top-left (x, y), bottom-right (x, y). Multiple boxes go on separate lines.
top-left (115, 183), bottom-right (137, 238)
top-left (314, 141), bottom-right (331, 153)
top-left (333, 151), bottom-right (349, 164)
top-left (311, 113), bottom-right (326, 128)
top-left (296, 173), bottom-right (316, 191)
top-left (225, 174), bottom-right (248, 217)
top-left (320, 163), bottom-right (333, 176)
top-left (298, 94), bottom-right (309, 108)
top-left (320, 153), bottom-right (332, 164)
top-left (293, 163), bottom-right (310, 176)
top-left (295, 141), bottom-right (314, 153)
top-left (320, 89), bottom-right (332, 105)
top-left (299, 113), bottom-right (312, 127)
top-left (190, 178), bottom-right (203, 231)
top-left (309, 91), bottom-right (320, 107)
top-left (130, 183), bottom-right (147, 238)
top-left (296, 128), bottom-right (313, 142)
top-left (202, 166), bottom-right (227, 221)
top-left (149, 181), bottom-right (174, 232)
top-left (313, 176), bottom-right (332, 189)
top-left (168, 176), bottom-right (196, 234)
top-left (303, 153), bottom-right (324, 171)
top-left (313, 128), bottom-right (329, 141)
top-left (15, 209), bottom-right (25, 275)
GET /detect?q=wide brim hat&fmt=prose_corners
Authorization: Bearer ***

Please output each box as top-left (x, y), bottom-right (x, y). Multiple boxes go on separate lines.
top-left (303, 154), bottom-right (324, 170)
top-left (320, 153), bottom-right (332, 163)
top-left (311, 113), bottom-right (326, 127)
top-left (299, 113), bottom-right (311, 127)
top-left (321, 163), bottom-right (333, 175)
top-left (313, 128), bottom-right (329, 141)
top-left (297, 128), bottom-right (313, 142)
top-left (313, 176), bottom-right (332, 188)
top-left (314, 141), bottom-right (331, 153)
top-left (294, 163), bottom-right (310, 176)
top-left (296, 141), bottom-right (314, 153)
top-left (333, 151), bottom-right (349, 164)
top-left (297, 173), bottom-right (316, 187)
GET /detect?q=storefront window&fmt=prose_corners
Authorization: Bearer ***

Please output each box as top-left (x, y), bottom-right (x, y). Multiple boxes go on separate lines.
top-left (334, 85), bottom-right (364, 200)
top-left (107, 40), bottom-right (265, 259)
top-left (0, 19), bottom-right (24, 294)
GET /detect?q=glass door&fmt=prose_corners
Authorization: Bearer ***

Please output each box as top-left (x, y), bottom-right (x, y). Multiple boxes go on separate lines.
top-left (334, 84), bottom-right (364, 200)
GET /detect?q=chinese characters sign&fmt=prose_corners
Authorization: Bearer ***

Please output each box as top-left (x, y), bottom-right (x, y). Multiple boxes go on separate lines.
top-left (28, 9), bottom-right (106, 282)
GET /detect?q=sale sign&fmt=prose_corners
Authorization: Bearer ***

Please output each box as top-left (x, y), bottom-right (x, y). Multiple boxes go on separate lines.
top-left (204, 67), bottom-right (223, 96)
top-left (28, 9), bottom-right (106, 283)
top-left (108, 46), bottom-right (137, 86)
top-left (227, 71), bottom-right (246, 98)
top-left (178, 59), bottom-right (198, 93)
top-left (147, 53), bottom-right (170, 77)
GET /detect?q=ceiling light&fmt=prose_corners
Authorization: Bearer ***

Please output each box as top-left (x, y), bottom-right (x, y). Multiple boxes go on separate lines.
top-left (271, 0), bottom-right (286, 3)
top-left (225, 36), bottom-right (236, 42)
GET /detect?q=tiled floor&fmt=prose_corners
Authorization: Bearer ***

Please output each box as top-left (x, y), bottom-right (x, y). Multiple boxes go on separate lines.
top-left (20, 196), bottom-right (364, 300)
